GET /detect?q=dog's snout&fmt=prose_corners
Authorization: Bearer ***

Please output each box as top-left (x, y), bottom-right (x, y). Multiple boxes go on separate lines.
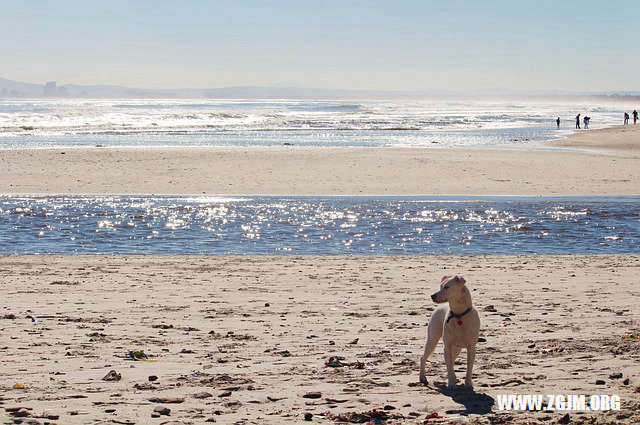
top-left (431, 293), bottom-right (437, 301)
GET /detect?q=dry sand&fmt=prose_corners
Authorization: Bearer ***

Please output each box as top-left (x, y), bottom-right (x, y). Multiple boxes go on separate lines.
top-left (0, 125), bottom-right (638, 196)
top-left (1, 255), bottom-right (639, 424)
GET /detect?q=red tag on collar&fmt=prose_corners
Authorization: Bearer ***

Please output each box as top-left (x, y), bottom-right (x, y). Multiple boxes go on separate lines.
top-left (458, 320), bottom-right (463, 326)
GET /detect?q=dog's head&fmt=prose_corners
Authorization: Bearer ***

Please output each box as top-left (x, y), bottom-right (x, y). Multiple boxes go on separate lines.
top-left (431, 275), bottom-right (466, 303)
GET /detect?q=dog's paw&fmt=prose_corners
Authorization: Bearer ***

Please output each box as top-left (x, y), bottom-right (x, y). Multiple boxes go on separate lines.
top-left (419, 374), bottom-right (428, 384)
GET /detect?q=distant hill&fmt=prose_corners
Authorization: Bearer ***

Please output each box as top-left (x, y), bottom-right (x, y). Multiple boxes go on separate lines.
top-left (1, 76), bottom-right (639, 100)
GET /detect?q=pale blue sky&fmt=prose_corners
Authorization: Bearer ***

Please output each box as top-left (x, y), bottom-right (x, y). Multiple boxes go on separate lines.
top-left (1, 0), bottom-right (638, 91)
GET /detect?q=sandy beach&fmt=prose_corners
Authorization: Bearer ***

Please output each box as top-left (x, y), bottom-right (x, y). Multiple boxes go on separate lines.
top-left (0, 125), bottom-right (638, 196)
top-left (1, 255), bottom-right (639, 424)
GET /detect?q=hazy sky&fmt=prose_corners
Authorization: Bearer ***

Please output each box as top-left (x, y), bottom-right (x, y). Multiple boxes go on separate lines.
top-left (1, 0), bottom-right (638, 91)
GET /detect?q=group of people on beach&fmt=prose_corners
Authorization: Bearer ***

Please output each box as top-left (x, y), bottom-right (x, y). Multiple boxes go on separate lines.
top-left (623, 110), bottom-right (638, 125)
top-left (556, 109), bottom-right (638, 129)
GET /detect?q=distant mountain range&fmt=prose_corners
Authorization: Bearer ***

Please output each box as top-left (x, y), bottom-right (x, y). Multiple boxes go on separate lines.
top-left (1, 76), bottom-right (639, 100)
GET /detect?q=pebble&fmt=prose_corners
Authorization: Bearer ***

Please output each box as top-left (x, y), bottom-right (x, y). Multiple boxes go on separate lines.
top-left (383, 405), bottom-right (396, 410)
top-left (559, 413), bottom-right (571, 424)
top-left (609, 373), bottom-right (623, 379)
top-left (41, 410), bottom-right (59, 420)
top-left (102, 370), bottom-right (122, 382)
top-left (595, 379), bottom-right (606, 385)
top-left (148, 375), bottom-right (158, 381)
top-left (218, 391), bottom-right (232, 397)
top-left (193, 391), bottom-right (213, 399)
top-left (304, 412), bottom-right (313, 421)
top-left (153, 406), bottom-right (171, 416)
top-left (303, 391), bottom-right (322, 399)
top-left (11, 408), bottom-right (31, 417)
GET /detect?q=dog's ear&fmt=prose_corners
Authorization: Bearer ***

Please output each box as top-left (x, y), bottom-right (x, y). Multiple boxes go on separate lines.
top-left (454, 275), bottom-right (466, 285)
top-left (441, 275), bottom-right (451, 283)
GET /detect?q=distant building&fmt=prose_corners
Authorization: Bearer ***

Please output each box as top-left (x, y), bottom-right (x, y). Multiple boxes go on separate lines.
top-left (57, 86), bottom-right (68, 97)
top-left (44, 81), bottom-right (57, 96)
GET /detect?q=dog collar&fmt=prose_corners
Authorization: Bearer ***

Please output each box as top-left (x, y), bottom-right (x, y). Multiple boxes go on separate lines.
top-left (446, 306), bottom-right (472, 324)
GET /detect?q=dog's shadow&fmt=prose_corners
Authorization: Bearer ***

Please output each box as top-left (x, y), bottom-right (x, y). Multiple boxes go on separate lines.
top-left (432, 381), bottom-right (495, 415)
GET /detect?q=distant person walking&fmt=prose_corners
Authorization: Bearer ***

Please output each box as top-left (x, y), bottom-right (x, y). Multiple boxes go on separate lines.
top-left (624, 112), bottom-right (630, 124)
top-left (575, 114), bottom-right (581, 129)
top-left (583, 116), bottom-right (590, 129)
top-left (556, 117), bottom-right (560, 128)
top-left (634, 110), bottom-right (638, 124)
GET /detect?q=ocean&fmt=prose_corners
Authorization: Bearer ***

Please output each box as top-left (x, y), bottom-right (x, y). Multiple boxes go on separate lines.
top-left (0, 98), bottom-right (628, 149)
top-left (1, 195), bottom-right (638, 255)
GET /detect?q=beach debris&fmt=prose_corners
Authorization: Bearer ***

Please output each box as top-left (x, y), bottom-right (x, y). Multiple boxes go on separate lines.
top-left (40, 410), bottom-right (59, 420)
top-left (2, 313), bottom-right (17, 319)
top-left (6, 406), bottom-right (33, 418)
top-left (348, 338), bottom-right (359, 345)
top-left (153, 406), bottom-right (171, 416)
top-left (152, 323), bottom-right (174, 329)
top-left (10, 408), bottom-right (31, 418)
top-left (610, 373), bottom-right (623, 379)
top-left (303, 391), bottom-right (322, 399)
top-left (325, 356), bottom-right (365, 369)
top-left (558, 413), bottom-right (571, 424)
top-left (304, 412), bottom-right (313, 421)
top-left (325, 408), bottom-right (403, 423)
top-left (134, 382), bottom-right (155, 390)
top-left (424, 411), bottom-right (440, 420)
top-left (102, 370), bottom-right (122, 382)
top-left (12, 383), bottom-right (26, 389)
top-left (218, 391), bottom-right (232, 397)
top-left (623, 378), bottom-right (630, 385)
top-left (193, 392), bottom-right (213, 399)
top-left (148, 397), bottom-right (184, 404)
top-left (148, 375), bottom-right (158, 381)
top-left (624, 333), bottom-right (639, 339)
top-left (483, 305), bottom-right (497, 312)
top-left (129, 350), bottom-right (156, 362)
top-left (595, 379), bottom-right (606, 385)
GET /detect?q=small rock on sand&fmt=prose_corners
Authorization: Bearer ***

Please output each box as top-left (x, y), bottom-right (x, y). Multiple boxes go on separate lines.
top-left (102, 370), bottom-right (122, 382)
top-left (303, 391), bottom-right (322, 399)
top-left (153, 406), bottom-right (171, 416)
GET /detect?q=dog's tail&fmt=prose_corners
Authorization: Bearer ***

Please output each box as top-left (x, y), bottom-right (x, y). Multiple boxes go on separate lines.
top-left (419, 306), bottom-right (447, 382)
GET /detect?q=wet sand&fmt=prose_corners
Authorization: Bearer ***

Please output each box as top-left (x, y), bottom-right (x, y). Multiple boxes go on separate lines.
top-left (1, 255), bottom-right (639, 424)
top-left (0, 125), bottom-right (639, 196)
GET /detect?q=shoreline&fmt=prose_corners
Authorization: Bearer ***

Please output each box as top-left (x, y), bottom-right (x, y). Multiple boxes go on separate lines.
top-left (0, 125), bottom-right (638, 196)
top-left (1, 254), bottom-right (639, 424)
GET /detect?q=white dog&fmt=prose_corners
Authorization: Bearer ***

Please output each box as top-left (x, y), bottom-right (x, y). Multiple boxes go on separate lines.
top-left (419, 275), bottom-right (480, 390)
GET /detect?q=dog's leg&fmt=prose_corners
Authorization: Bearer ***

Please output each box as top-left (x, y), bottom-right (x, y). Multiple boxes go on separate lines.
top-left (419, 307), bottom-right (446, 383)
top-left (465, 346), bottom-right (476, 390)
top-left (419, 333), bottom-right (440, 383)
top-left (444, 343), bottom-right (457, 390)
